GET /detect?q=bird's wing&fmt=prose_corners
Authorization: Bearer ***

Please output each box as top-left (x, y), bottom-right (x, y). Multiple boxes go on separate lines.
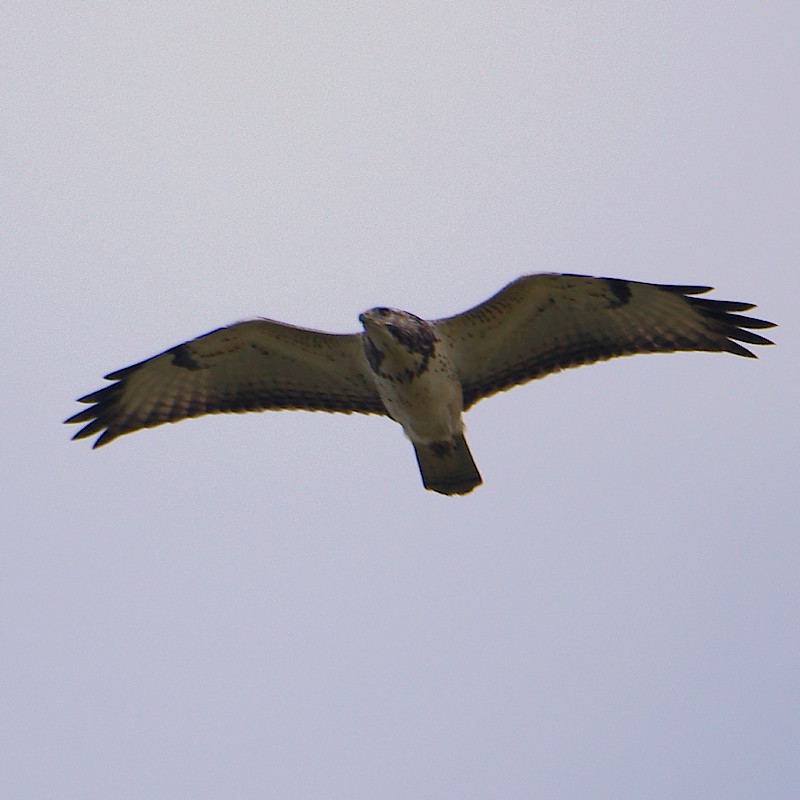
top-left (436, 273), bottom-right (776, 409)
top-left (66, 318), bottom-right (385, 447)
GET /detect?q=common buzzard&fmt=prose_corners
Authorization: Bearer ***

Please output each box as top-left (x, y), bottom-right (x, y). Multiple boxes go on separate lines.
top-left (66, 273), bottom-right (775, 495)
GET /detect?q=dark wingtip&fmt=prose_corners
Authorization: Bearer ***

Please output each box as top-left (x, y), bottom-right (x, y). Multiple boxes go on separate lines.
top-left (725, 341), bottom-right (759, 358)
top-left (675, 286), bottom-right (777, 357)
top-left (662, 284), bottom-right (714, 296)
top-left (64, 407), bottom-right (96, 425)
top-left (92, 429), bottom-right (119, 448)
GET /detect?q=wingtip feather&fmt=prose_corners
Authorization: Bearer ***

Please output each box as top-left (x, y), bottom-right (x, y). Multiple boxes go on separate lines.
top-left (662, 284), bottom-right (714, 295)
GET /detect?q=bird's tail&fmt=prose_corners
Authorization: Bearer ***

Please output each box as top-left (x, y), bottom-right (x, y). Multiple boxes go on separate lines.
top-left (413, 433), bottom-right (482, 496)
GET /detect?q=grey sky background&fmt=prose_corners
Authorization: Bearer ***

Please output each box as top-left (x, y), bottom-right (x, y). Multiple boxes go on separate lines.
top-left (2, 4), bottom-right (798, 798)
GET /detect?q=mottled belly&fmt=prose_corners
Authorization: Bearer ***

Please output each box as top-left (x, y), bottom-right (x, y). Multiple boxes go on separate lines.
top-left (377, 371), bottom-right (464, 444)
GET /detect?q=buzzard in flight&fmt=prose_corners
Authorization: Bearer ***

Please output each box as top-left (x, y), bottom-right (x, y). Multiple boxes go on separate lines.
top-left (66, 273), bottom-right (775, 495)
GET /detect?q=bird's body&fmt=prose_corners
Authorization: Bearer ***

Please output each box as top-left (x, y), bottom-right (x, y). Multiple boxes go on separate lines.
top-left (359, 308), bottom-right (459, 444)
top-left (358, 308), bottom-right (481, 493)
top-left (66, 273), bottom-right (775, 494)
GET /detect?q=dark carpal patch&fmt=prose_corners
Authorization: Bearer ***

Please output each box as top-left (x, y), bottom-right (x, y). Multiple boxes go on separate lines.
top-left (605, 278), bottom-right (632, 307)
top-left (169, 344), bottom-right (204, 371)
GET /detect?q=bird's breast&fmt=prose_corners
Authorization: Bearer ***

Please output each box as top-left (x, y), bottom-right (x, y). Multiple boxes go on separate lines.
top-left (368, 351), bottom-right (464, 444)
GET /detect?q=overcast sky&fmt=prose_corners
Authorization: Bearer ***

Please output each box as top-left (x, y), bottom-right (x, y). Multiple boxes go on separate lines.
top-left (2, 3), bottom-right (798, 798)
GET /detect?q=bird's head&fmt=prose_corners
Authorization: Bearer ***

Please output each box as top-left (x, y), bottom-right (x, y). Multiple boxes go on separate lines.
top-left (359, 308), bottom-right (436, 349)
top-left (359, 308), bottom-right (437, 378)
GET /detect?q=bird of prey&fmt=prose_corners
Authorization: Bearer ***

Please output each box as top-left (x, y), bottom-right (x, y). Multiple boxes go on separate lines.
top-left (66, 273), bottom-right (775, 495)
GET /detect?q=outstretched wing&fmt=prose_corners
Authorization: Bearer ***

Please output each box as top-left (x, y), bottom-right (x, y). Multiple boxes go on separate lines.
top-left (437, 273), bottom-right (776, 409)
top-left (66, 319), bottom-right (385, 447)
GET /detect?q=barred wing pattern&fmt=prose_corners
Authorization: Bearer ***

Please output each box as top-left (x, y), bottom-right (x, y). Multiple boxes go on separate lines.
top-left (66, 319), bottom-right (385, 447)
top-left (437, 274), bottom-right (775, 409)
